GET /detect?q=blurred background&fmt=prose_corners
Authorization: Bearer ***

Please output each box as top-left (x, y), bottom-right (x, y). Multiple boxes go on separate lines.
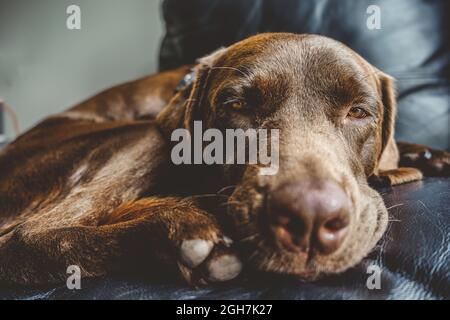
top-left (0, 0), bottom-right (163, 140)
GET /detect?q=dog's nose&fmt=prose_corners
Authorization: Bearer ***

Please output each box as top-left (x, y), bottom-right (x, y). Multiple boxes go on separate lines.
top-left (269, 180), bottom-right (351, 255)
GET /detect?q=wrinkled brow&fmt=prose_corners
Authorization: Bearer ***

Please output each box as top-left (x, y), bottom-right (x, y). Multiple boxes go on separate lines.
top-left (320, 77), bottom-right (379, 112)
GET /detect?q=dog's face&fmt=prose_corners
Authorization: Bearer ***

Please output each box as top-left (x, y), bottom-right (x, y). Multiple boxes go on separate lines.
top-left (159, 33), bottom-right (394, 279)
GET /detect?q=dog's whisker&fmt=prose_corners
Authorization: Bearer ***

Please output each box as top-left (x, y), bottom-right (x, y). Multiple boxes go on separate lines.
top-left (217, 185), bottom-right (237, 194)
top-left (185, 194), bottom-right (229, 200)
top-left (219, 200), bottom-right (241, 207)
top-left (210, 66), bottom-right (248, 77)
top-left (248, 244), bottom-right (263, 262)
top-left (387, 203), bottom-right (404, 210)
top-left (247, 239), bottom-right (268, 263)
top-left (238, 233), bottom-right (259, 243)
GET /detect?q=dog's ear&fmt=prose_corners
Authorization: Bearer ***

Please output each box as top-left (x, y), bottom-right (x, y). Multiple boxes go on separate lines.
top-left (370, 71), bottom-right (422, 186)
top-left (156, 47), bottom-right (227, 138)
top-left (376, 72), bottom-right (399, 172)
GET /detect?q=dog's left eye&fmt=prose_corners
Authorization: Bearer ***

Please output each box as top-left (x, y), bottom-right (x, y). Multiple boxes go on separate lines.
top-left (347, 107), bottom-right (369, 119)
top-left (224, 99), bottom-right (246, 111)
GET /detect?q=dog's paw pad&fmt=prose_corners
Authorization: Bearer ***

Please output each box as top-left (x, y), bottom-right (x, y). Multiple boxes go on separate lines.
top-left (180, 239), bottom-right (214, 268)
top-left (177, 236), bottom-right (242, 285)
top-left (206, 254), bottom-right (242, 282)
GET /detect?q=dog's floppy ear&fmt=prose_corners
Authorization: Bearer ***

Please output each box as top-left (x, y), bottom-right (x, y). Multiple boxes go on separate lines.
top-left (370, 71), bottom-right (422, 186)
top-left (156, 47), bottom-right (227, 138)
top-left (376, 72), bottom-right (399, 172)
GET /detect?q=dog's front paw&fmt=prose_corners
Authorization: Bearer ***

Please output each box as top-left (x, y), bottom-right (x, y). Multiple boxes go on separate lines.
top-left (177, 236), bottom-right (242, 285)
top-left (400, 145), bottom-right (450, 177)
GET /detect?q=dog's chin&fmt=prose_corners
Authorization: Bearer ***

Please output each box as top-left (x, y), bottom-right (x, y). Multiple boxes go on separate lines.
top-left (244, 247), bottom-right (322, 281)
top-left (232, 186), bottom-right (389, 280)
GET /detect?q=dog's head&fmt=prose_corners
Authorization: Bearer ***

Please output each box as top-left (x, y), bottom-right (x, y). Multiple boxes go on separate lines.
top-left (157, 33), bottom-right (396, 279)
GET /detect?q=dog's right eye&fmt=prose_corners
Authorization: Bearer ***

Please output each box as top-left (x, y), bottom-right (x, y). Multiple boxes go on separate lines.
top-left (347, 107), bottom-right (369, 119)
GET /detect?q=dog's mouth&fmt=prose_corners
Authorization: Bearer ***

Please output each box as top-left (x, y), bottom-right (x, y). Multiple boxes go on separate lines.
top-left (226, 182), bottom-right (388, 280)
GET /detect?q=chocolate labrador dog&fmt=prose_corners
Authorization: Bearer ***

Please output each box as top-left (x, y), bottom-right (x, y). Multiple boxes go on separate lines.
top-left (0, 33), bottom-right (449, 285)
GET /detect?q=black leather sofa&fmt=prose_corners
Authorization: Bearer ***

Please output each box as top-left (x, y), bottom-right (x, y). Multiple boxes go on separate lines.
top-left (1, 0), bottom-right (449, 300)
top-left (0, 177), bottom-right (448, 300)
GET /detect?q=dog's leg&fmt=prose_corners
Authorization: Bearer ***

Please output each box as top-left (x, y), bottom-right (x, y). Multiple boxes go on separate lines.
top-left (0, 197), bottom-right (241, 286)
top-left (370, 141), bottom-right (449, 187)
top-left (369, 167), bottom-right (423, 187)
top-left (397, 141), bottom-right (450, 177)
top-left (370, 140), bottom-right (423, 187)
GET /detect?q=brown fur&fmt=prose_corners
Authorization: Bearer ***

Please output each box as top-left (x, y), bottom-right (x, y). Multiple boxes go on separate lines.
top-left (1, 33), bottom-right (449, 285)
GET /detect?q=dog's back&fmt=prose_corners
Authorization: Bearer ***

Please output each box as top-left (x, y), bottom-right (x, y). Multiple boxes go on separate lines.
top-left (0, 66), bottom-right (188, 235)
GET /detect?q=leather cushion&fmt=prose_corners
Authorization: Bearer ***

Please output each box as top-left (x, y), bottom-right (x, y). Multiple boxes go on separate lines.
top-left (1, 178), bottom-right (448, 299)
